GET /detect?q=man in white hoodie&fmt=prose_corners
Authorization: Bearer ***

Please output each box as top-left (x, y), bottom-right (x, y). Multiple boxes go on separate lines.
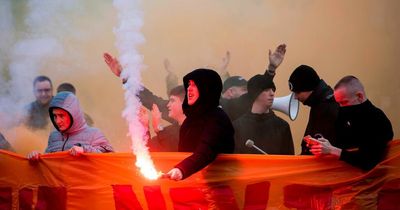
top-left (27, 91), bottom-right (113, 160)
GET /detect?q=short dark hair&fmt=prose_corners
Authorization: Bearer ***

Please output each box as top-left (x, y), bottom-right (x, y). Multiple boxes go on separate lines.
top-left (334, 75), bottom-right (365, 96)
top-left (334, 75), bottom-right (358, 90)
top-left (169, 85), bottom-right (185, 101)
top-left (57, 82), bottom-right (76, 94)
top-left (33, 75), bottom-right (52, 88)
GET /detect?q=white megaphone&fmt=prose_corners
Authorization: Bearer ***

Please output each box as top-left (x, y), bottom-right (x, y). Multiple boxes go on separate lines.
top-left (271, 93), bottom-right (299, 121)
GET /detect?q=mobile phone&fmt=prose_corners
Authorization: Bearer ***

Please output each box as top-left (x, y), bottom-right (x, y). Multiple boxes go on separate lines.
top-left (303, 135), bottom-right (320, 145)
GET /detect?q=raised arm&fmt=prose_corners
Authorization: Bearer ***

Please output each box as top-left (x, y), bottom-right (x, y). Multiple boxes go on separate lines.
top-left (218, 51), bottom-right (231, 81)
top-left (265, 44), bottom-right (286, 77)
top-left (164, 58), bottom-right (179, 95)
top-left (103, 52), bottom-right (174, 123)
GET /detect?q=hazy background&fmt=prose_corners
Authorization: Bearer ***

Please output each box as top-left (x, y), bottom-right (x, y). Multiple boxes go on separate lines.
top-left (1, 0), bottom-right (399, 155)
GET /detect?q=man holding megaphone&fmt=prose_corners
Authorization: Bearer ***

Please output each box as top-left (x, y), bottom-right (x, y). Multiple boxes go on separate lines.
top-left (233, 75), bottom-right (294, 155)
top-left (288, 65), bottom-right (340, 155)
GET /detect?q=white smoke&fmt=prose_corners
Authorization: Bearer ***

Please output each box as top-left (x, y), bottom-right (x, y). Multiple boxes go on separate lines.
top-left (113, 0), bottom-right (159, 179)
top-left (0, 0), bottom-right (17, 128)
top-left (0, 0), bottom-right (79, 131)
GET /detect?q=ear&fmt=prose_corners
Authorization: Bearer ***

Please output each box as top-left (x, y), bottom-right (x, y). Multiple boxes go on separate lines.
top-left (355, 91), bottom-right (365, 102)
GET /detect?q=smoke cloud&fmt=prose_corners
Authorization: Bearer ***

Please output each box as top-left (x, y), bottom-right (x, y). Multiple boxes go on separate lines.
top-left (113, 0), bottom-right (159, 179)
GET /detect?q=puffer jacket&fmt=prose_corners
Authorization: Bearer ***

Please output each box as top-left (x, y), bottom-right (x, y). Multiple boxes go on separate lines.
top-left (45, 92), bottom-right (113, 153)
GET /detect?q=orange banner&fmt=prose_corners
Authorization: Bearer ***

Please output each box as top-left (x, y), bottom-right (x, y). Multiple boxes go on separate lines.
top-left (1, 140), bottom-right (400, 210)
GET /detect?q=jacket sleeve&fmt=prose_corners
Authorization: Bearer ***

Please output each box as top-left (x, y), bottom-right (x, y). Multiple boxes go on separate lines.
top-left (301, 101), bottom-right (339, 155)
top-left (175, 115), bottom-right (233, 179)
top-left (339, 110), bottom-right (393, 170)
top-left (263, 70), bottom-right (276, 80)
top-left (82, 129), bottom-right (114, 153)
top-left (45, 132), bottom-right (59, 153)
top-left (138, 86), bottom-right (174, 123)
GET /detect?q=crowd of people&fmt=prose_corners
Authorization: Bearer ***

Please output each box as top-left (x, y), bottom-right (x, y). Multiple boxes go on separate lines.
top-left (0, 43), bottom-right (394, 181)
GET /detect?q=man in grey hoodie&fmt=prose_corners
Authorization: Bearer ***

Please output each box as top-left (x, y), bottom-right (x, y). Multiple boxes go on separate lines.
top-left (27, 91), bottom-right (113, 160)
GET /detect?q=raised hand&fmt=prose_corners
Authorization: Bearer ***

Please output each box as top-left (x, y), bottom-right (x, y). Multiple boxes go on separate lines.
top-left (268, 44), bottom-right (286, 70)
top-left (138, 106), bottom-right (149, 129)
top-left (151, 104), bottom-right (162, 133)
top-left (218, 51), bottom-right (231, 81)
top-left (103, 52), bottom-right (122, 77)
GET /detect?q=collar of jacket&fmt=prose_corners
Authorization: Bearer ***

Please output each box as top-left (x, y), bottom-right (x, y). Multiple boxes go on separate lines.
top-left (339, 99), bottom-right (373, 116)
top-left (246, 110), bottom-right (276, 121)
top-left (303, 80), bottom-right (334, 107)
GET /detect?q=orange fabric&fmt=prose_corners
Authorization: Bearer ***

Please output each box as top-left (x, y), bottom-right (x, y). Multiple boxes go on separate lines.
top-left (1, 140), bottom-right (400, 210)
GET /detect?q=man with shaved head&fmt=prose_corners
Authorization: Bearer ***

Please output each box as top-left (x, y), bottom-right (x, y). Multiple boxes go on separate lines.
top-left (308, 76), bottom-right (393, 170)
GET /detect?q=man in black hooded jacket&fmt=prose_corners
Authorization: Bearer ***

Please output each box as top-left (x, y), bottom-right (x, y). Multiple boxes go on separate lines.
top-left (308, 76), bottom-right (393, 170)
top-left (288, 65), bottom-right (339, 155)
top-left (164, 69), bottom-right (235, 180)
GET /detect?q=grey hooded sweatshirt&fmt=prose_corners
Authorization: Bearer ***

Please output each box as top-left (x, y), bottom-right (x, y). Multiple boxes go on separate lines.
top-left (45, 91), bottom-right (113, 153)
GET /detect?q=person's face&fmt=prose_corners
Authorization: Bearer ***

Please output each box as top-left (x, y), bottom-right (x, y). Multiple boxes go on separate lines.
top-left (167, 95), bottom-right (184, 120)
top-left (34, 80), bottom-right (53, 105)
top-left (52, 108), bottom-right (71, 132)
top-left (334, 87), bottom-right (362, 107)
top-left (187, 80), bottom-right (199, 105)
top-left (256, 89), bottom-right (275, 108)
top-left (227, 86), bottom-right (247, 99)
top-left (293, 91), bottom-right (312, 104)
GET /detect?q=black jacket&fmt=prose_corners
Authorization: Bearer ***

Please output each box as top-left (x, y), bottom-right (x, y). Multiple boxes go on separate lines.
top-left (233, 111), bottom-right (294, 155)
top-left (175, 69), bottom-right (234, 179)
top-left (148, 123), bottom-right (180, 152)
top-left (301, 80), bottom-right (339, 155)
top-left (25, 100), bottom-right (51, 130)
top-left (336, 100), bottom-right (393, 170)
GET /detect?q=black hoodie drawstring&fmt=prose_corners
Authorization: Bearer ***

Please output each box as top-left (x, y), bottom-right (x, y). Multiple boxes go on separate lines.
top-left (61, 134), bottom-right (70, 151)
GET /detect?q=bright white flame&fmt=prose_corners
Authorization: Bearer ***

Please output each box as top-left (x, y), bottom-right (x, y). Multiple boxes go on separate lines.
top-left (113, 0), bottom-right (160, 180)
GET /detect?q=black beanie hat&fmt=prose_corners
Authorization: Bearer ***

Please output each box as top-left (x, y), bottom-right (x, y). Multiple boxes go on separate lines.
top-left (222, 76), bottom-right (247, 93)
top-left (247, 74), bottom-right (276, 102)
top-left (288, 65), bottom-right (320, 92)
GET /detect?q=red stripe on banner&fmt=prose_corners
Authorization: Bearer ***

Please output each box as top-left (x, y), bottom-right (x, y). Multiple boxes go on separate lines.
top-left (35, 186), bottom-right (67, 210)
top-left (378, 178), bottom-right (400, 210)
top-left (243, 181), bottom-right (270, 210)
top-left (143, 186), bottom-right (167, 210)
top-left (283, 184), bottom-right (332, 210)
top-left (209, 185), bottom-right (239, 210)
top-left (0, 187), bottom-right (12, 210)
top-left (19, 188), bottom-right (33, 210)
top-left (170, 187), bottom-right (209, 210)
top-left (112, 185), bottom-right (143, 210)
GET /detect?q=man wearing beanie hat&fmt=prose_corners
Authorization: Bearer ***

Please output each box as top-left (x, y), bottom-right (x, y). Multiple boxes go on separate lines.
top-left (222, 76), bottom-right (248, 99)
top-left (221, 43), bottom-right (287, 121)
top-left (233, 74), bottom-right (294, 155)
top-left (288, 65), bottom-right (339, 155)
